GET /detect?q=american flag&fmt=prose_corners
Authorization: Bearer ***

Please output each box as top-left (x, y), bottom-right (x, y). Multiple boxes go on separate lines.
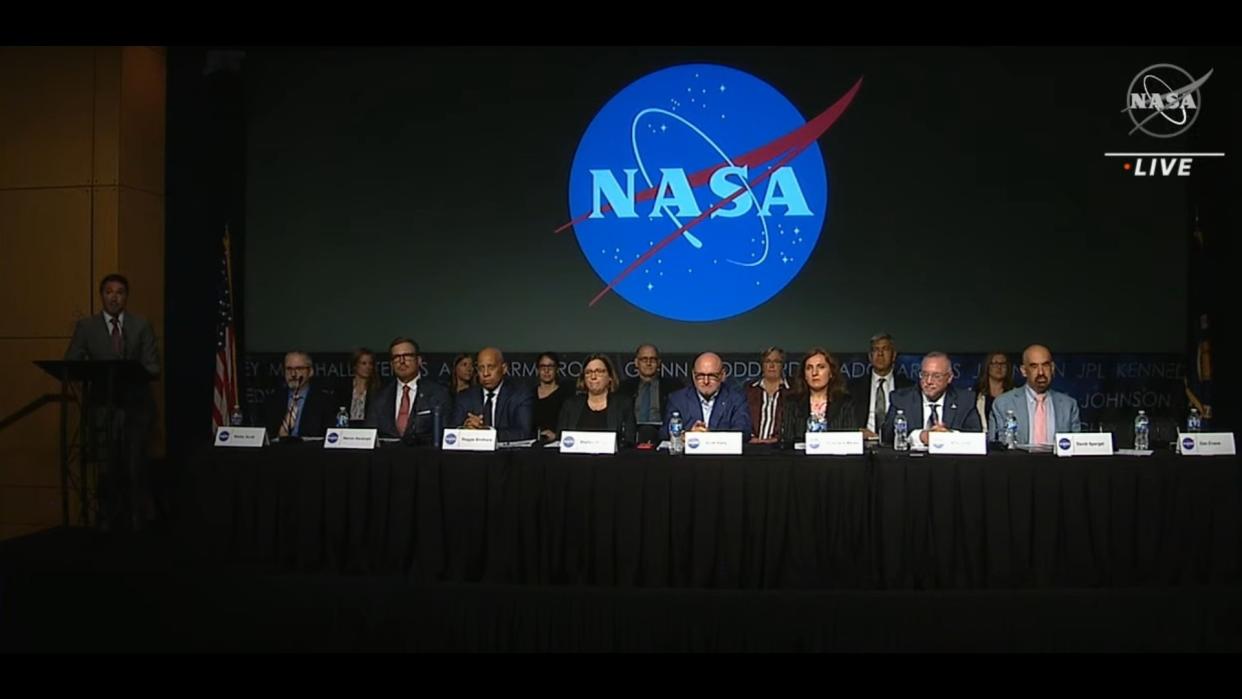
top-left (211, 226), bottom-right (239, 430)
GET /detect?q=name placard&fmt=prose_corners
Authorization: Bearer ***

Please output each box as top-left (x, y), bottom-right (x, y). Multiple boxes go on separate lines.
top-left (442, 428), bottom-right (497, 451)
top-left (805, 431), bottom-right (864, 455)
top-left (559, 431), bottom-right (618, 455)
top-left (1055, 433), bottom-right (1115, 457)
top-left (1177, 433), bottom-right (1236, 456)
top-left (214, 427), bottom-right (268, 448)
top-left (928, 431), bottom-right (987, 455)
top-left (324, 428), bottom-right (377, 450)
top-left (684, 431), bottom-right (743, 455)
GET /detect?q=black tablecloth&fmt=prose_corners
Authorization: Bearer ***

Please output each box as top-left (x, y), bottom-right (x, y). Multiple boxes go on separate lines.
top-left (184, 444), bottom-right (1241, 589)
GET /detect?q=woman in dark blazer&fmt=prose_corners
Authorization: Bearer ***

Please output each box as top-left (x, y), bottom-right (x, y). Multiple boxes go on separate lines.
top-left (781, 347), bottom-right (861, 447)
top-left (556, 353), bottom-right (636, 447)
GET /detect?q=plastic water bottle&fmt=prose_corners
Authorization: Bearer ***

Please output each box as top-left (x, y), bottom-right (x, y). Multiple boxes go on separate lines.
top-left (893, 409), bottom-right (909, 451)
top-left (1186, 407), bottom-right (1201, 433)
top-left (229, 404), bottom-right (243, 427)
top-left (669, 411), bottom-right (684, 455)
top-left (1004, 410), bottom-right (1019, 449)
top-left (335, 406), bottom-right (349, 428)
top-left (806, 414), bottom-right (827, 434)
top-left (432, 405), bottom-right (443, 448)
top-left (1134, 410), bottom-right (1150, 450)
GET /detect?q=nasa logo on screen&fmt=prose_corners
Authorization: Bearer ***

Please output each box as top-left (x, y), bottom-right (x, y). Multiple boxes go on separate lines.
top-left (562, 64), bottom-right (861, 321)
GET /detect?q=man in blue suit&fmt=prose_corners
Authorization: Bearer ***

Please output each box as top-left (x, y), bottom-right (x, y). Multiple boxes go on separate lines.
top-left (366, 337), bottom-right (451, 445)
top-left (451, 346), bottom-right (533, 442)
top-left (882, 351), bottom-right (982, 447)
top-left (988, 344), bottom-right (1080, 444)
top-left (661, 352), bottom-right (752, 439)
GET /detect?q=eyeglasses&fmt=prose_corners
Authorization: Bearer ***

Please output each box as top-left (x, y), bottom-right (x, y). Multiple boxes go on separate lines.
top-left (391, 353), bottom-right (417, 362)
top-left (584, 368), bottom-right (609, 377)
top-left (919, 371), bottom-right (951, 381)
top-left (636, 357), bottom-right (659, 363)
top-left (694, 373), bottom-right (722, 383)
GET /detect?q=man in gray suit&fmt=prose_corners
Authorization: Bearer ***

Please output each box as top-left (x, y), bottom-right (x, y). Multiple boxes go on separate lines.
top-left (988, 344), bottom-right (1080, 444)
top-left (64, 273), bottom-right (161, 530)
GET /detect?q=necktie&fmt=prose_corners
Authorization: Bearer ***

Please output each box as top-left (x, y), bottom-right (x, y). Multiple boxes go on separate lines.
top-left (396, 384), bottom-right (411, 436)
top-left (1033, 393), bottom-right (1048, 444)
top-left (874, 378), bottom-right (887, 431)
top-left (110, 317), bottom-right (123, 355)
top-left (928, 403), bottom-right (939, 429)
top-left (639, 382), bottom-right (652, 422)
top-left (483, 390), bottom-right (495, 427)
top-left (280, 392), bottom-right (301, 437)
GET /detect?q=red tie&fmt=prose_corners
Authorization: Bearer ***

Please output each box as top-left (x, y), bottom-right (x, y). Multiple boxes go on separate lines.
top-left (396, 384), bottom-right (411, 435)
top-left (1033, 393), bottom-right (1048, 444)
top-left (110, 317), bottom-right (123, 355)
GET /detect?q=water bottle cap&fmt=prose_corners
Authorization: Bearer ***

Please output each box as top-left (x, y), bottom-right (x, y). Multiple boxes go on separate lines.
top-left (1138, 410), bottom-right (1146, 415)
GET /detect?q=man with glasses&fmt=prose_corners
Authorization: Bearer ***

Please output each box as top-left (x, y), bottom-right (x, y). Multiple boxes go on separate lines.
top-left (845, 333), bottom-right (914, 440)
top-left (881, 351), bottom-right (982, 447)
top-left (366, 337), bottom-right (450, 444)
top-left (452, 346), bottom-right (534, 442)
top-left (987, 344), bottom-right (1080, 445)
top-left (661, 352), bottom-right (752, 439)
top-left (619, 343), bottom-right (683, 444)
top-left (262, 350), bottom-right (335, 439)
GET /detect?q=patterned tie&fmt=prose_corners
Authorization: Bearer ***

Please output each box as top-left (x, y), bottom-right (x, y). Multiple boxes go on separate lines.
top-left (927, 403), bottom-right (940, 429)
top-left (110, 317), bottom-right (123, 355)
top-left (874, 378), bottom-right (887, 431)
top-left (280, 392), bottom-right (301, 437)
top-left (396, 384), bottom-right (411, 436)
top-left (482, 390), bottom-right (495, 427)
top-left (1033, 393), bottom-right (1048, 444)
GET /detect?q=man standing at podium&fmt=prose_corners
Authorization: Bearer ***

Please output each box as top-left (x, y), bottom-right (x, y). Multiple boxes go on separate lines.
top-left (64, 273), bottom-right (160, 530)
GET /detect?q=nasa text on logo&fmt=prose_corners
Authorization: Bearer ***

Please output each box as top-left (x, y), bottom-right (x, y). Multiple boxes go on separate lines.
top-left (219, 431), bottom-right (230, 442)
top-left (562, 436), bottom-right (575, 448)
top-left (1058, 437), bottom-right (1072, 451)
top-left (1182, 437), bottom-right (1195, 451)
top-left (687, 437), bottom-right (701, 450)
top-left (444, 433), bottom-right (457, 446)
top-left (327, 432), bottom-right (339, 444)
top-left (563, 64), bottom-right (861, 321)
top-left (1112, 63), bottom-right (1219, 178)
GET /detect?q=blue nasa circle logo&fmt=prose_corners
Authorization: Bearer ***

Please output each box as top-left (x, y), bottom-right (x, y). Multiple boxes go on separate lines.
top-left (1058, 438), bottom-right (1072, 450)
top-left (327, 432), bottom-right (340, 444)
top-left (687, 437), bottom-right (701, 449)
top-left (568, 64), bottom-right (830, 321)
top-left (219, 431), bottom-right (230, 442)
top-left (562, 436), bottom-right (576, 448)
top-left (444, 433), bottom-right (457, 446)
top-left (1182, 437), bottom-right (1195, 451)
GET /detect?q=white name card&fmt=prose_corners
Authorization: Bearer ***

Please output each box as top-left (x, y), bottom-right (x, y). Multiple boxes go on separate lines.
top-left (214, 427), bottom-right (268, 448)
top-left (928, 431), bottom-right (987, 455)
top-left (323, 428), bottom-right (377, 450)
top-left (805, 431), bottom-right (864, 455)
top-left (1055, 432), bottom-right (1115, 457)
top-left (559, 430), bottom-right (617, 455)
top-left (442, 428), bottom-right (497, 451)
top-left (1178, 432), bottom-right (1236, 456)
top-left (684, 431), bottom-right (743, 455)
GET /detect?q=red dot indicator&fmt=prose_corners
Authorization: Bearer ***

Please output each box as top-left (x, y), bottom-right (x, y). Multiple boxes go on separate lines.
top-left (1123, 163), bottom-right (1132, 171)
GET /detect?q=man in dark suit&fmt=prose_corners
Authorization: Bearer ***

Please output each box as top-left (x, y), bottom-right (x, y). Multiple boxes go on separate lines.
top-left (365, 337), bottom-right (451, 445)
top-left (64, 273), bottom-right (161, 531)
top-left (617, 343), bottom-right (684, 444)
top-left (261, 351), bottom-right (335, 439)
top-left (882, 351), bottom-right (982, 447)
top-left (845, 332), bottom-right (914, 439)
top-left (451, 346), bottom-right (533, 442)
top-left (661, 352), bottom-right (752, 439)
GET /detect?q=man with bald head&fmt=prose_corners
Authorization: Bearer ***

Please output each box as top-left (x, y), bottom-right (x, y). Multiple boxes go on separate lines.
top-left (451, 346), bottom-right (534, 442)
top-left (660, 352), bottom-right (752, 439)
top-left (988, 344), bottom-right (1080, 444)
